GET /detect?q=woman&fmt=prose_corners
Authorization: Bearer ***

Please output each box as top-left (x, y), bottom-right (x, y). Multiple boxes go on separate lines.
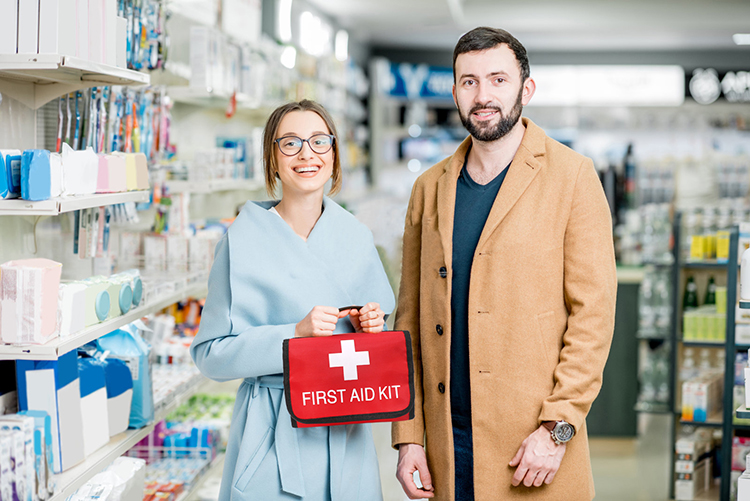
top-left (190, 100), bottom-right (395, 501)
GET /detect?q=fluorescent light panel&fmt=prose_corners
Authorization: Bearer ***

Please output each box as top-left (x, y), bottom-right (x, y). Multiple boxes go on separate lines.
top-left (734, 33), bottom-right (750, 45)
top-left (278, 0), bottom-right (292, 42)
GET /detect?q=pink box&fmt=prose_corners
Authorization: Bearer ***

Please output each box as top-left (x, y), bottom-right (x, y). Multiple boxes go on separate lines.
top-left (1, 259), bottom-right (63, 345)
top-left (96, 155), bottom-right (111, 193)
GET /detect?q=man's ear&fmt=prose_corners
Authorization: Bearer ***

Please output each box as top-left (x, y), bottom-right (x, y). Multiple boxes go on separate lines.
top-left (522, 78), bottom-right (536, 106)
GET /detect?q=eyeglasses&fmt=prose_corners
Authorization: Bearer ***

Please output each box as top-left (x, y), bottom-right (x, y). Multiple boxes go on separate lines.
top-left (274, 134), bottom-right (335, 156)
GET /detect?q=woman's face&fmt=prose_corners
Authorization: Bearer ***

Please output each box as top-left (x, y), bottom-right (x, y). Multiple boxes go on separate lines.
top-left (274, 110), bottom-right (335, 198)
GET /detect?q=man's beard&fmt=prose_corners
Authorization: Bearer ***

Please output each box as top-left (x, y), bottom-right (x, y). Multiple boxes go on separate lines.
top-left (458, 86), bottom-right (524, 142)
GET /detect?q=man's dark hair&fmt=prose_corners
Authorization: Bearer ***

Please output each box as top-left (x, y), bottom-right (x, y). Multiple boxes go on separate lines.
top-left (453, 27), bottom-right (530, 83)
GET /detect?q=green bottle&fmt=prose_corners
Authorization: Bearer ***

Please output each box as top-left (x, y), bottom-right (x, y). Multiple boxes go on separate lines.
top-left (704, 276), bottom-right (716, 305)
top-left (683, 276), bottom-right (699, 310)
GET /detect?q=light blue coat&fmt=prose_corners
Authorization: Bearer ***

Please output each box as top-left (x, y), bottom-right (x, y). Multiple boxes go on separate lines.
top-left (191, 197), bottom-right (396, 501)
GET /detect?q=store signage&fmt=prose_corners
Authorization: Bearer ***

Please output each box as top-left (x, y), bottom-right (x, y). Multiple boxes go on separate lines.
top-left (688, 68), bottom-right (750, 105)
top-left (387, 63), bottom-right (454, 100)
top-left (383, 61), bottom-right (685, 106)
top-left (531, 65), bottom-right (685, 106)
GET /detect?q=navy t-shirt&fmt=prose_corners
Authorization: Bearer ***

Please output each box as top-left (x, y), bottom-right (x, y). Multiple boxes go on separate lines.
top-left (450, 151), bottom-right (509, 423)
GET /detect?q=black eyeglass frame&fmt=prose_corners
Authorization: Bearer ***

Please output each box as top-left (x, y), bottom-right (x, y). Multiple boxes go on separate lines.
top-left (274, 134), bottom-right (336, 156)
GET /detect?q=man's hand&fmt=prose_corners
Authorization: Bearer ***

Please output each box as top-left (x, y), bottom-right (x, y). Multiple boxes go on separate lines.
top-left (396, 443), bottom-right (435, 499)
top-left (509, 425), bottom-right (567, 487)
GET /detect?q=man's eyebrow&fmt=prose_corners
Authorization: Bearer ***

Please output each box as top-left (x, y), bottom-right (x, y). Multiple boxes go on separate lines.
top-left (458, 73), bottom-right (478, 81)
top-left (487, 71), bottom-right (511, 78)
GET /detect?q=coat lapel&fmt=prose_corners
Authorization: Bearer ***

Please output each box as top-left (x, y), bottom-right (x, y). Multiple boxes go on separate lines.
top-left (476, 118), bottom-right (546, 252)
top-left (437, 137), bottom-right (472, 262)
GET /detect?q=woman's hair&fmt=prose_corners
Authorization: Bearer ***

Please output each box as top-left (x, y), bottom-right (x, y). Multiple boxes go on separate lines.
top-left (262, 99), bottom-right (342, 197)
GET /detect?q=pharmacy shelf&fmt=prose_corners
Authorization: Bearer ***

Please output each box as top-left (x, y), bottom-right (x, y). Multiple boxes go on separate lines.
top-left (679, 418), bottom-right (724, 428)
top-left (0, 191), bottom-right (150, 216)
top-left (681, 340), bottom-right (726, 348)
top-left (634, 401), bottom-right (671, 414)
top-left (49, 371), bottom-right (210, 501)
top-left (49, 424), bottom-right (156, 501)
top-left (683, 261), bottom-right (736, 269)
top-left (0, 54), bottom-right (149, 109)
top-left (167, 87), bottom-right (279, 119)
top-left (165, 179), bottom-right (263, 194)
top-left (0, 281), bottom-right (207, 361)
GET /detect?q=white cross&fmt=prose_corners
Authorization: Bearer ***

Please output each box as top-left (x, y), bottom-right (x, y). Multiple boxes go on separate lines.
top-left (328, 339), bottom-right (370, 381)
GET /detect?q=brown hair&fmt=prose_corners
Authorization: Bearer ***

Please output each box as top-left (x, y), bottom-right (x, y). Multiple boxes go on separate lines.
top-left (453, 27), bottom-right (530, 83)
top-left (262, 99), bottom-right (342, 197)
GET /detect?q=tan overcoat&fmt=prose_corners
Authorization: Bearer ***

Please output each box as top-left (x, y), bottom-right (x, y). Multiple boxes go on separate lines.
top-left (392, 118), bottom-right (617, 501)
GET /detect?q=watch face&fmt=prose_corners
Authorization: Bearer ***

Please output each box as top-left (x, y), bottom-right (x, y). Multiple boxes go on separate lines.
top-left (554, 423), bottom-right (575, 443)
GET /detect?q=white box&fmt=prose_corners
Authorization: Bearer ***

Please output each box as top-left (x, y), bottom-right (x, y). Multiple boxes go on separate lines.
top-left (16, 352), bottom-right (85, 473)
top-left (115, 16), bottom-right (126, 68)
top-left (76, 0), bottom-right (88, 60)
top-left (38, 0), bottom-right (76, 56)
top-left (0, 0), bottom-right (19, 53)
top-left (739, 472), bottom-right (750, 501)
top-left (675, 459), bottom-right (707, 500)
top-left (88, 0), bottom-right (103, 63)
top-left (17, 0), bottom-right (40, 53)
top-left (104, 0), bottom-right (116, 66)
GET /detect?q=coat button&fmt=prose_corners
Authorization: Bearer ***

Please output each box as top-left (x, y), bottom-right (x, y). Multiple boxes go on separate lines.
top-left (438, 382), bottom-right (445, 393)
top-left (436, 324), bottom-right (443, 335)
top-left (439, 266), bottom-right (447, 278)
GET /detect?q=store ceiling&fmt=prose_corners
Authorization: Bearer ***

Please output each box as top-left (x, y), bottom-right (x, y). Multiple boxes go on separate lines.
top-left (308, 0), bottom-right (750, 52)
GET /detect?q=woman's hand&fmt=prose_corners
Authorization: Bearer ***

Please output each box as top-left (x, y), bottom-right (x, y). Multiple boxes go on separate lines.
top-left (347, 302), bottom-right (386, 333)
top-left (295, 306), bottom-right (349, 338)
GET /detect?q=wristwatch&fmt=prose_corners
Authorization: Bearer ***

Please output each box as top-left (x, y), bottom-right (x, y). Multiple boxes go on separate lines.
top-left (542, 420), bottom-right (575, 445)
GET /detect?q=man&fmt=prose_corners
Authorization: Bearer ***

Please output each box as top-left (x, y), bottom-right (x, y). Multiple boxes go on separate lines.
top-left (392, 27), bottom-right (617, 501)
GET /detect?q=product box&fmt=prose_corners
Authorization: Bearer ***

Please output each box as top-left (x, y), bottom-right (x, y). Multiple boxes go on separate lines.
top-left (80, 277), bottom-right (111, 326)
top-left (17, 0), bottom-right (40, 54)
top-left (38, 0), bottom-right (77, 56)
top-left (58, 283), bottom-right (87, 338)
top-left (16, 351), bottom-right (85, 473)
top-left (88, 0), bottom-right (104, 63)
top-left (102, 359), bottom-right (133, 436)
top-left (77, 358), bottom-right (110, 455)
top-left (0, 416), bottom-right (34, 501)
top-left (21, 150), bottom-right (53, 201)
top-left (104, 0), bottom-right (116, 66)
top-left (675, 460), bottom-right (708, 500)
top-left (144, 236), bottom-right (167, 273)
top-left (62, 145), bottom-right (99, 196)
top-left (188, 237), bottom-right (213, 273)
top-left (76, 0), bottom-right (89, 60)
top-left (0, 432), bottom-right (11, 501)
top-left (166, 236), bottom-right (189, 274)
top-left (0, 259), bottom-right (63, 346)
top-left (0, 150), bottom-right (22, 200)
top-left (0, 1), bottom-right (18, 53)
top-left (0, 429), bottom-right (28, 501)
top-left (116, 16), bottom-right (127, 68)
top-left (18, 410), bottom-right (55, 500)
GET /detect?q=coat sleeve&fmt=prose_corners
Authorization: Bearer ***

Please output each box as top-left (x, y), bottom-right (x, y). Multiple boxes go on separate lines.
top-left (391, 180), bottom-right (426, 448)
top-left (190, 234), bottom-right (296, 382)
top-left (538, 158), bottom-right (617, 433)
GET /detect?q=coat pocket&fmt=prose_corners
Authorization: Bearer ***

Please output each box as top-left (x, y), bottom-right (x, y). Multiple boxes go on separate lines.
top-left (234, 426), bottom-right (274, 492)
top-left (535, 311), bottom-right (560, 373)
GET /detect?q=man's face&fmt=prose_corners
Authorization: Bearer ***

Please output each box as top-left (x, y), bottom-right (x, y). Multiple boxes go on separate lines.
top-left (452, 44), bottom-right (534, 142)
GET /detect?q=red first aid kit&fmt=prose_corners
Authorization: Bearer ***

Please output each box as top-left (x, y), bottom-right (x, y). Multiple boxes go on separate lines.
top-left (283, 330), bottom-right (414, 428)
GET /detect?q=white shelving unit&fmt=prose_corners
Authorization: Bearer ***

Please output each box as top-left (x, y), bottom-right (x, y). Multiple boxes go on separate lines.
top-left (0, 191), bottom-right (151, 216)
top-left (0, 281), bottom-right (207, 361)
top-left (167, 86), bottom-right (279, 119)
top-left (164, 178), bottom-right (262, 194)
top-left (47, 376), bottom-right (209, 501)
top-left (0, 54), bottom-right (150, 109)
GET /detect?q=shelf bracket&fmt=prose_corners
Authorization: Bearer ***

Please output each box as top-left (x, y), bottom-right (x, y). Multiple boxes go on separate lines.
top-left (0, 78), bottom-right (89, 110)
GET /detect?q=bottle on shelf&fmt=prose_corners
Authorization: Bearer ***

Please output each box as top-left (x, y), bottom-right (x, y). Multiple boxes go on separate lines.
top-left (684, 276), bottom-right (699, 311)
top-left (704, 276), bottom-right (716, 306)
top-left (680, 348), bottom-right (700, 381)
top-left (639, 272), bottom-right (655, 335)
top-left (654, 271), bottom-right (672, 334)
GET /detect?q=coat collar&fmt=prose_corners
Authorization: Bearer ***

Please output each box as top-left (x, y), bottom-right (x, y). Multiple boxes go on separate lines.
top-left (436, 117), bottom-right (546, 259)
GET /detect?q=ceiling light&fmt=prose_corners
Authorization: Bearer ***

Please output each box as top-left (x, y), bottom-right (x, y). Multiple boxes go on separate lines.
top-left (733, 34), bottom-right (750, 45)
top-left (407, 159), bottom-right (421, 172)
top-left (277, 0), bottom-right (292, 43)
top-left (280, 46), bottom-right (296, 69)
top-left (335, 30), bottom-right (349, 62)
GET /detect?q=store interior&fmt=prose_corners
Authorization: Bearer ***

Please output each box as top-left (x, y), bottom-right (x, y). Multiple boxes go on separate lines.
top-left (0, 0), bottom-right (749, 500)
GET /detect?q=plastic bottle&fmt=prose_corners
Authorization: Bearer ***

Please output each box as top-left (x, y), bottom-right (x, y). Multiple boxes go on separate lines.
top-left (699, 348), bottom-right (713, 374)
top-left (681, 348), bottom-right (699, 381)
top-left (654, 273), bottom-right (671, 334)
top-left (705, 276), bottom-right (716, 305)
top-left (639, 273), bottom-right (655, 335)
top-left (683, 276), bottom-right (699, 311)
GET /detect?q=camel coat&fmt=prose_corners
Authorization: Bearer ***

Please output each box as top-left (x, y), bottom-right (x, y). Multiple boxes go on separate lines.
top-left (391, 118), bottom-right (617, 501)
